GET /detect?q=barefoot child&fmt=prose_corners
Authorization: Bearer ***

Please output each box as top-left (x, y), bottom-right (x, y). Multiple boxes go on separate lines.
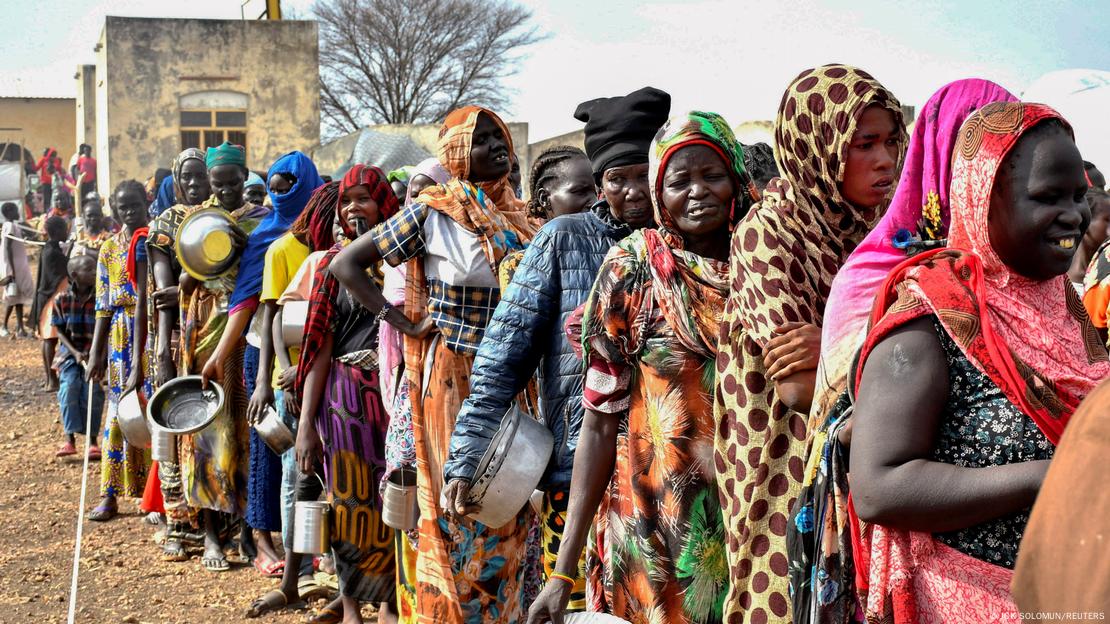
top-left (53, 254), bottom-right (104, 457)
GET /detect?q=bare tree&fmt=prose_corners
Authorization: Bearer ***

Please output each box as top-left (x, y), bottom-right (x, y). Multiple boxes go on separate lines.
top-left (314, 0), bottom-right (545, 139)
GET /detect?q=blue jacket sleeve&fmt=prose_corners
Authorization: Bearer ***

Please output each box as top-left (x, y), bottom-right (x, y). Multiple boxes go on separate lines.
top-left (444, 228), bottom-right (559, 482)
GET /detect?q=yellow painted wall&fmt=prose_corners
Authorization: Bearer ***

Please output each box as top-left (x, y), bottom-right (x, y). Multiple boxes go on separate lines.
top-left (97, 17), bottom-right (320, 195)
top-left (0, 98), bottom-right (77, 165)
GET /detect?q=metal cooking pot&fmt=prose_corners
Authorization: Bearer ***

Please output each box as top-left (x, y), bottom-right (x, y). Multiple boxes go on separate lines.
top-left (175, 208), bottom-right (244, 281)
top-left (281, 300), bottom-right (308, 348)
top-left (147, 375), bottom-right (224, 435)
top-left (466, 404), bottom-right (553, 528)
top-left (253, 405), bottom-right (294, 455)
top-left (293, 501), bottom-right (331, 554)
top-left (382, 468), bottom-right (419, 531)
top-left (117, 388), bottom-right (151, 448)
top-left (150, 426), bottom-right (177, 463)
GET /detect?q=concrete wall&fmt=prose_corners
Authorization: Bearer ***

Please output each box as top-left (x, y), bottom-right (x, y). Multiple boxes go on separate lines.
top-left (75, 65), bottom-right (97, 153)
top-left (98, 16), bottom-right (320, 195)
top-left (0, 98), bottom-right (77, 165)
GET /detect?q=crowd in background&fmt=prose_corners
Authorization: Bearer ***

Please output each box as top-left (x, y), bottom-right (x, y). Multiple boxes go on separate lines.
top-left (1, 62), bottom-right (1109, 624)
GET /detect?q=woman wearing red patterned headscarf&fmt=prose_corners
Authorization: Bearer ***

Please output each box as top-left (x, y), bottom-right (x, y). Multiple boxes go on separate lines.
top-left (329, 106), bottom-right (536, 623)
top-left (849, 102), bottom-right (1109, 622)
top-left (293, 164), bottom-right (401, 624)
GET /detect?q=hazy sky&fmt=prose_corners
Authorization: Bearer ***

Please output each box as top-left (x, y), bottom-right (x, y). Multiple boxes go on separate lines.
top-left (2, 0), bottom-right (1107, 141)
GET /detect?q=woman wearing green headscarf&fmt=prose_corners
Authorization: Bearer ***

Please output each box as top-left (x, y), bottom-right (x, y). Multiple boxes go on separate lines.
top-left (529, 111), bottom-right (754, 624)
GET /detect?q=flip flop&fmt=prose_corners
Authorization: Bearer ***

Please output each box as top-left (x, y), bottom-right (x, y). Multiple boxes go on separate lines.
top-left (87, 445), bottom-right (102, 461)
top-left (297, 578), bottom-right (332, 603)
top-left (253, 557), bottom-right (285, 578)
top-left (245, 589), bottom-right (303, 618)
top-left (306, 603), bottom-right (343, 624)
top-left (162, 539), bottom-right (188, 562)
top-left (87, 504), bottom-right (117, 522)
top-left (55, 442), bottom-right (77, 457)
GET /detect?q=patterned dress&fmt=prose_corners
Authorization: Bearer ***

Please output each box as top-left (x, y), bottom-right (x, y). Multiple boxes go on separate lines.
top-left (96, 231), bottom-right (152, 498)
top-left (713, 65), bottom-right (906, 622)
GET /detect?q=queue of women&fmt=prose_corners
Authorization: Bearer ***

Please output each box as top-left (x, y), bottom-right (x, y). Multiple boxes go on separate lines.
top-left (43, 61), bottom-right (1110, 624)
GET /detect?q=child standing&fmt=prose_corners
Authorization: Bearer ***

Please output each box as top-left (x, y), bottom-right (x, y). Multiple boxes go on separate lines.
top-left (34, 216), bottom-right (72, 391)
top-left (53, 254), bottom-right (103, 457)
top-left (0, 202), bottom-right (34, 337)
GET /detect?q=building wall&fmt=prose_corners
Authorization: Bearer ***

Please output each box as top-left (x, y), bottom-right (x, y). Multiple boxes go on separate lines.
top-left (98, 16), bottom-right (320, 195)
top-left (75, 65), bottom-right (97, 154)
top-left (0, 98), bottom-right (76, 165)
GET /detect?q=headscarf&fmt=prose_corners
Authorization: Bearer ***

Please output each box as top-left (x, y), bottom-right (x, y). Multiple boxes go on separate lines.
top-left (171, 148), bottom-right (206, 207)
top-left (416, 105), bottom-right (535, 272)
top-left (244, 171), bottom-right (265, 189)
top-left (205, 141), bottom-right (246, 168)
top-left (849, 102), bottom-right (1110, 623)
top-left (228, 151), bottom-right (324, 312)
top-left (403, 157), bottom-right (450, 207)
top-left (289, 180), bottom-right (341, 252)
top-left (815, 79), bottom-right (1018, 416)
top-left (387, 166), bottom-right (415, 185)
top-left (149, 175), bottom-right (176, 218)
top-left (581, 111), bottom-right (744, 363)
top-left (296, 165), bottom-right (399, 393)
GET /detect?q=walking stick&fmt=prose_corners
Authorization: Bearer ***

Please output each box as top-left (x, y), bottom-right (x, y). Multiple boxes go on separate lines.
top-left (67, 364), bottom-right (95, 624)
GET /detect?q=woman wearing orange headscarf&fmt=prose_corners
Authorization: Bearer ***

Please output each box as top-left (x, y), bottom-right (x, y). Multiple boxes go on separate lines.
top-left (330, 107), bottom-right (536, 623)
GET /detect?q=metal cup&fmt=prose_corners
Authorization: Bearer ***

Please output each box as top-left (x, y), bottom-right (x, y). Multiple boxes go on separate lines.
top-left (382, 468), bottom-right (419, 531)
top-left (150, 426), bottom-right (176, 463)
top-left (292, 501), bottom-right (331, 554)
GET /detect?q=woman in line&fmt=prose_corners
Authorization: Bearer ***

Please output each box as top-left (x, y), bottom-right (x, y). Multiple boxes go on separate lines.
top-left (330, 106), bottom-right (535, 623)
top-left (295, 164), bottom-right (401, 624)
top-left (86, 180), bottom-right (153, 521)
top-left (529, 111), bottom-right (750, 624)
top-left (788, 78), bottom-right (1018, 622)
top-left (1, 201), bottom-right (34, 338)
top-left (202, 150), bottom-right (323, 575)
top-left (74, 196), bottom-right (114, 256)
top-left (713, 64), bottom-right (906, 622)
top-left (33, 216), bottom-right (71, 391)
top-left (147, 147), bottom-right (211, 562)
top-left (150, 141), bottom-right (268, 571)
top-left (849, 101), bottom-right (1108, 621)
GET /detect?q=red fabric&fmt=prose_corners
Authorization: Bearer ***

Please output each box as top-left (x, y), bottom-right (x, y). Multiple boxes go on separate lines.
top-left (77, 156), bottom-right (97, 182)
top-left (339, 164), bottom-right (400, 233)
top-left (140, 461), bottom-right (165, 514)
top-left (126, 227), bottom-right (148, 291)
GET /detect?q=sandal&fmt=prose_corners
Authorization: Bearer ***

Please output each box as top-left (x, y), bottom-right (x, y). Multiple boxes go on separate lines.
top-left (162, 539), bottom-right (188, 562)
top-left (202, 552), bottom-right (230, 572)
top-left (297, 578), bottom-right (332, 603)
top-left (87, 504), bottom-right (117, 522)
top-left (246, 589), bottom-right (303, 618)
top-left (87, 445), bottom-right (102, 461)
top-left (55, 442), bottom-right (77, 457)
top-left (253, 557), bottom-right (285, 578)
top-left (306, 600), bottom-right (343, 624)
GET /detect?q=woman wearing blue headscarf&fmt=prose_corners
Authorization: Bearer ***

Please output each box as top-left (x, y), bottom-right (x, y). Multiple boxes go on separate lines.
top-left (201, 150), bottom-right (323, 575)
top-left (148, 175), bottom-right (176, 219)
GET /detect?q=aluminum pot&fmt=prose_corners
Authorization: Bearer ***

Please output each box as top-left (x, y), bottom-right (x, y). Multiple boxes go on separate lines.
top-left (293, 501), bottom-right (331, 555)
top-left (150, 426), bottom-right (177, 463)
top-left (281, 300), bottom-right (309, 348)
top-left (147, 375), bottom-right (224, 435)
top-left (382, 468), bottom-right (419, 531)
top-left (467, 404), bottom-right (553, 528)
top-left (117, 389), bottom-right (151, 448)
top-left (253, 405), bottom-right (294, 455)
top-left (174, 208), bottom-right (243, 281)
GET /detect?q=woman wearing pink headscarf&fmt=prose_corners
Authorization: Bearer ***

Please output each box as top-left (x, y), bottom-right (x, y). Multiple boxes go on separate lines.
top-left (788, 79), bottom-right (1018, 624)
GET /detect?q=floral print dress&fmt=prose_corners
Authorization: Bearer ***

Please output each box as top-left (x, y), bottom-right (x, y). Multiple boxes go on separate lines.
top-left (96, 231), bottom-right (152, 498)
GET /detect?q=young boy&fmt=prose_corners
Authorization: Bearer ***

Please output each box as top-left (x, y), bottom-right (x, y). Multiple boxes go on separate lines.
top-left (33, 216), bottom-right (70, 391)
top-left (53, 254), bottom-right (103, 458)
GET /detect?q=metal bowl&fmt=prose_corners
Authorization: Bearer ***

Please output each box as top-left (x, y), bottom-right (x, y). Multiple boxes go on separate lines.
top-left (466, 404), bottom-right (553, 528)
top-left (117, 389), bottom-right (151, 448)
top-left (146, 375), bottom-right (224, 434)
top-left (175, 208), bottom-right (243, 281)
top-left (253, 405), bottom-right (295, 455)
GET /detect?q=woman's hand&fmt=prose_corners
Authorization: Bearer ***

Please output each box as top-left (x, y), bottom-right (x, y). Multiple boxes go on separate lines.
top-left (277, 366), bottom-right (297, 393)
top-left (152, 286), bottom-right (179, 310)
top-left (764, 322), bottom-right (821, 380)
top-left (295, 424), bottom-right (322, 475)
top-left (441, 478), bottom-right (480, 520)
top-left (399, 315), bottom-right (437, 339)
top-left (123, 367), bottom-right (141, 397)
top-left (200, 351), bottom-right (223, 388)
top-left (86, 356), bottom-right (106, 383)
top-left (247, 382), bottom-right (274, 425)
top-left (526, 579), bottom-right (573, 624)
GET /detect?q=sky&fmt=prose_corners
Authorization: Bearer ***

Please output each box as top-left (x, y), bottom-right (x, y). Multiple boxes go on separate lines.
top-left (1, 0), bottom-right (1108, 142)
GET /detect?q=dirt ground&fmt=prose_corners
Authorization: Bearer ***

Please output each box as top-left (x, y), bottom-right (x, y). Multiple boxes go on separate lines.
top-left (0, 334), bottom-right (376, 623)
